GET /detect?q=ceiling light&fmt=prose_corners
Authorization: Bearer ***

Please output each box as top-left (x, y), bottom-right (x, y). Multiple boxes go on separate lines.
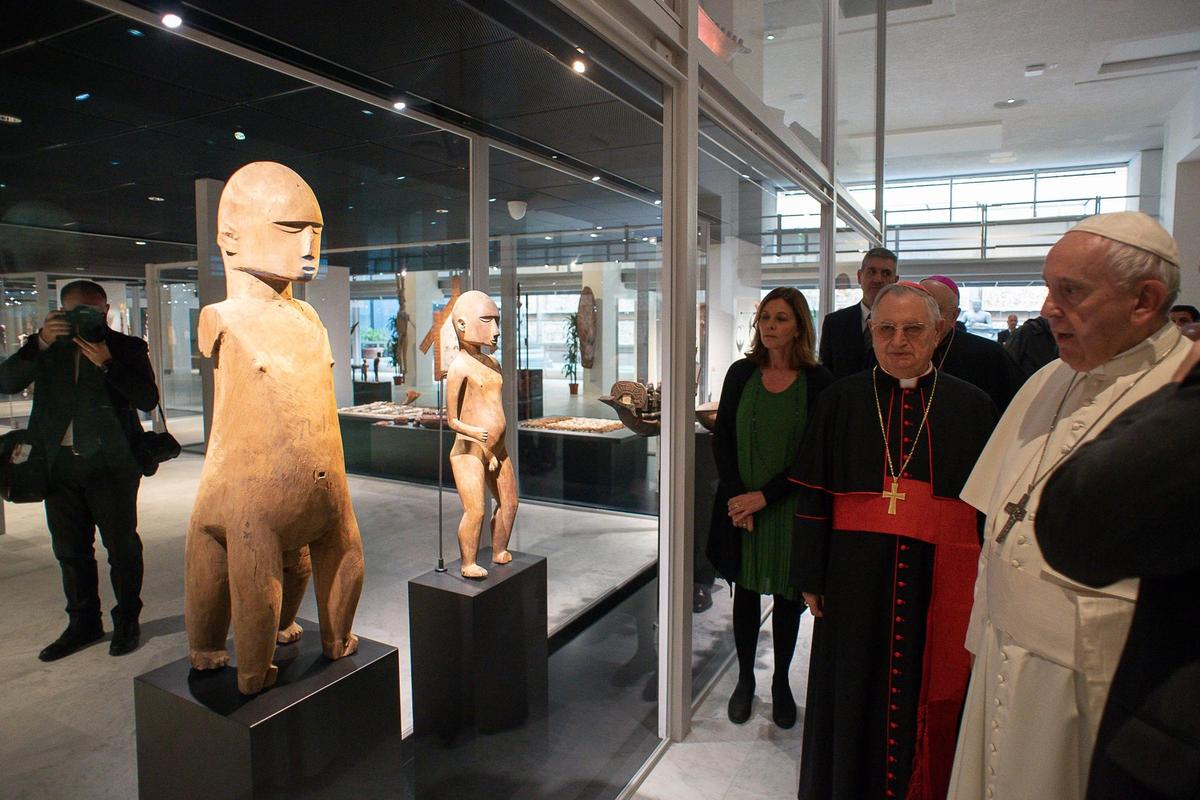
top-left (993, 98), bottom-right (1027, 109)
top-left (135, 240), bottom-right (147, 246)
top-left (740, 174), bottom-right (750, 179)
top-left (361, 109), bottom-right (374, 116)
top-left (488, 197), bottom-right (496, 203)
top-left (147, 195), bottom-right (165, 202)
top-left (435, 208), bottom-right (449, 213)
top-left (591, 175), bottom-right (601, 182)
top-left (74, 92), bottom-right (91, 102)
top-left (654, 199), bottom-right (662, 205)
top-left (544, 235), bottom-right (553, 240)
top-left (396, 175), bottom-right (406, 181)
top-left (233, 130), bottom-right (246, 140)
top-left (393, 101), bottom-right (406, 111)
top-left (0, 183), bottom-right (6, 189)
top-left (590, 233), bottom-right (599, 238)
top-left (0, 114), bottom-right (21, 125)
top-left (572, 60), bottom-right (587, 73)
top-left (576, 47), bottom-right (585, 54)
top-left (110, 160), bottom-right (120, 166)
top-left (766, 33), bottom-right (776, 41)
top-left (127, 28), bottom-right (144, 37)
top-left (161, 13), bottom-right (182, 29)
top-left (595, 226), bottom-right (603, 230)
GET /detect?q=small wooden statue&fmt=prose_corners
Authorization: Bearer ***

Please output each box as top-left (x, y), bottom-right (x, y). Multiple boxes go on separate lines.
top-left (185, 162), bottom-right (364, 694)
top-left (446, 290), bottom-right (518, 578)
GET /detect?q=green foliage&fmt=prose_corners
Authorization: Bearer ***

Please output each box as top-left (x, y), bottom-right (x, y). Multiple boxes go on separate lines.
top-left (361, 326), bottom-right (388, 345)
top-left (562, 313), bottom-right (580, 383)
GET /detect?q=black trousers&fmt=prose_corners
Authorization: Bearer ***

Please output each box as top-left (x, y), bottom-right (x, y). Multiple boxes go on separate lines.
top-left (43, 448), bottom-right (143, 629)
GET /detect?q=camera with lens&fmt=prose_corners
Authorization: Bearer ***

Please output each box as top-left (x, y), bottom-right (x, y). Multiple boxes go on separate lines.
top-left (59, 305), bottom-right (108, 343)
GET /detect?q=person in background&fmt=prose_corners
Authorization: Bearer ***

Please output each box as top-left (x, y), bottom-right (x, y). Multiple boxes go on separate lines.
top-left (1168, 303), bottom-right (1198, 328)
top-left (818, 247), bottom-right (898, 378)
top-left (997, 313), bottom-right (1018, 346)
top-left (790, 282), bottom-right (996, 800)
top-left (706, 287), bottom-right (833, 728)
top-left (1004, 314), bottom-right (1059, 380)
top-left (0, 280), bottom-right (159, 661)
top-left (1036, 338), bottom-right (1200, 800)
top-left (921, 276), bottom-right (1021, 411)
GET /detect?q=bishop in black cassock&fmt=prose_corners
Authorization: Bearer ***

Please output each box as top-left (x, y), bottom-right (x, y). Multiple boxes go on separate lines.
top-left (791, 283), bottom-right (997, 800)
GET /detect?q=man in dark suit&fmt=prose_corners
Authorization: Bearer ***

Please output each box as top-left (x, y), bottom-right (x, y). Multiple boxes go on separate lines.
top-left (0, 280), bottom-right (159, 660)
top-left (818, 246), bottom-right (897, 378)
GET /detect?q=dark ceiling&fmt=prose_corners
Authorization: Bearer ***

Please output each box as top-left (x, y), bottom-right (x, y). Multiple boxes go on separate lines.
top-left (0, 0), bottom-right (668, 278)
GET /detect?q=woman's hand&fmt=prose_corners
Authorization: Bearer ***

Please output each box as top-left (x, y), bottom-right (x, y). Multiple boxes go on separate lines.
top-left (728, 491), bottom-right (766, 527)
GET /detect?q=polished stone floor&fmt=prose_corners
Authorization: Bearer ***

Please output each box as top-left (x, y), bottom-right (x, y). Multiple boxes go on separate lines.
top-left (0, 453), bottom-right (657, 800)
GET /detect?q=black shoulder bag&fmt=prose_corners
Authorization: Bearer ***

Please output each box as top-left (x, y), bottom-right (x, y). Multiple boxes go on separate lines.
top-left (136, 403), bottom-right (181, 477)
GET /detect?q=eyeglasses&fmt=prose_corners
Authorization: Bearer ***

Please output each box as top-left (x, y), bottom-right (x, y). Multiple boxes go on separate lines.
top-left (871, 322), bottom-right (931, 341)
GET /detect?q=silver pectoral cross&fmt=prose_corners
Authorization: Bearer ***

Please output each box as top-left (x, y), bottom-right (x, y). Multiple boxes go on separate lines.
top-left (996, 491), bottom-right (1030, 543)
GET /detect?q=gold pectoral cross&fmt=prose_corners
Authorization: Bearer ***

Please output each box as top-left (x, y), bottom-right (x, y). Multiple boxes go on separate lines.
top-left (883, 478), bottom-right (906, 515)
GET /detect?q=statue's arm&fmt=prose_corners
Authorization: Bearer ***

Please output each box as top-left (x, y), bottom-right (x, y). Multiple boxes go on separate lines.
top-left (197, 305), bottom-right (224, 359)
top-left (445, 363), bottom-right (494, 455)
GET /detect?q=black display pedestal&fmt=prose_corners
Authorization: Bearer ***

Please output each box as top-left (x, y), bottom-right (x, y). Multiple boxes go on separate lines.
top-left (134, 620), bottom-right (405, 800)
top-left (408, 550), bottom-right (548, 796)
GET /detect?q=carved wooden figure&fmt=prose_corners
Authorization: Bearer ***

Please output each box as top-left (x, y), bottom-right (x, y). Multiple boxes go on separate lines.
top-left (185, 162), bottom-right (364, 694)
top-left (446, 290), bottom-right (518, 578)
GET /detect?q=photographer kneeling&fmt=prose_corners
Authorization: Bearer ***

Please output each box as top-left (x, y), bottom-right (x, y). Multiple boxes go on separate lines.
top-left (0, 280), bottom-right (159, 660)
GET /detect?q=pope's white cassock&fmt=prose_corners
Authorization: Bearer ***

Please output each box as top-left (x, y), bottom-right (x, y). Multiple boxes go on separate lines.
top-left (947, 321), bottom-right (1189, 800)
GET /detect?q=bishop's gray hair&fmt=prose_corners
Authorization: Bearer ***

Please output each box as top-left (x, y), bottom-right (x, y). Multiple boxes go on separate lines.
top-left (872, 283), bottom-right (941, 325)
top-left (1104, 240), bottom-right (1180, 312)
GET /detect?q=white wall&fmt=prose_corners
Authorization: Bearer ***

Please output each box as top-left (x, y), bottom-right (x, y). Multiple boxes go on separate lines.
top-left (1159, 80), bottom-right (1200, 305)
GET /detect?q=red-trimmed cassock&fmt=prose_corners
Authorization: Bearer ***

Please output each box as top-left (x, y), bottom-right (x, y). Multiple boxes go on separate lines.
top-left (790, 368), bottom-right (996, 800)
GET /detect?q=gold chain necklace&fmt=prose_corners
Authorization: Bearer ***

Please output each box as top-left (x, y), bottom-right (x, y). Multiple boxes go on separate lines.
top-left (872, 365), bottom-right (939, 515)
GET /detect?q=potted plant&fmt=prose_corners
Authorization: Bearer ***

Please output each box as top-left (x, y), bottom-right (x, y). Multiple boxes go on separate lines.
top-left (562, 313), bottom-right (581, 395)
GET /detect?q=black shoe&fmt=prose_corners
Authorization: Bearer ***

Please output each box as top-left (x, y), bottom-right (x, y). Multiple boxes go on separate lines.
top-left (38, 625), bottom-right (105, 662)
top-left (727, 679), bottom-right (755, 724)
top-left (693, 583), bottom-right (713, 614)
top-left (772, 679), bottom-right (797, 729)
top-left (109, 620), bottom-right (141, 656)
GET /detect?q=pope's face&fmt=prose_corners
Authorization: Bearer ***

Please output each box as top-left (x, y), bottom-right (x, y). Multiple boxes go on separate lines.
top-left (229, 190), bottom-right (323, 284)
top-left (870, 292), bottom-right (942, 378)
top-left (1041, 232), bottom-right (1143, 372)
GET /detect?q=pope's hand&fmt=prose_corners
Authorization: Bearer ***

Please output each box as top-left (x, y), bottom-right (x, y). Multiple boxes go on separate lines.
top-left (802, 592), bottom-right (824, 618)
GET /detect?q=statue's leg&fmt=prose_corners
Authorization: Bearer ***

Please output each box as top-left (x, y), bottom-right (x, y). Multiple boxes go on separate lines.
top-left (309, 508), bottom-right (364, 660)
top-left (227, 520), bottom-right (283, 694)
top-left (277, 545), bottom-right (311, 644)
top-left (450, 453), bottom-right (488, 578)
top-left (487, 456), bottom-right (518, 565)
top-left (185, 520), bottom-right (231, 670)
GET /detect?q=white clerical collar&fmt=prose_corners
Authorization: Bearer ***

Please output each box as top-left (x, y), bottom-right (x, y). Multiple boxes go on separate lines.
top-left (1086, 321), bottom-right (1183, 380)
top-left (879, 363), bottom-right (934, 388)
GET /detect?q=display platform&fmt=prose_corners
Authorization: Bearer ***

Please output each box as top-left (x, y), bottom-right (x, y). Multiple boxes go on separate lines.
top-left (408, 550), bottom-right (549, 797)
top-left (339, 414), bottom-right (653, 513)
top-left (133, 620), bottom-right (405, 800)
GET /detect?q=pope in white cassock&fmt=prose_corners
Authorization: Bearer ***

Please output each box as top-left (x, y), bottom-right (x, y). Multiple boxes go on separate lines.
top-left (947, 211), bottom-right (1191, 800)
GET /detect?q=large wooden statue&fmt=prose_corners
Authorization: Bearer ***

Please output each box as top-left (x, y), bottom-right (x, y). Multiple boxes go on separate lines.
top-left (185, 162), bottom-right (364, 694)
top-left (446, 290), bottom-right (518, 578)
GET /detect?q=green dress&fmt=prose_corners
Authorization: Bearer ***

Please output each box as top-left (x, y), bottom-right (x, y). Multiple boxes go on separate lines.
top-left (735, 369), bottom-right (808, 600)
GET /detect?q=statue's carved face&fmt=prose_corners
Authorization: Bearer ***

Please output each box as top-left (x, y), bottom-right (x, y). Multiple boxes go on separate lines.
top-left (455, 291), bottom-right (500, 349)
top-left (218, 163), bottom-right (324, 284)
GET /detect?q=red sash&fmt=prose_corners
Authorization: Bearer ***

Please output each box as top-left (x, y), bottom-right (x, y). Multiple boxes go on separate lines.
top-left (832, 479), bottom-right (978, 800)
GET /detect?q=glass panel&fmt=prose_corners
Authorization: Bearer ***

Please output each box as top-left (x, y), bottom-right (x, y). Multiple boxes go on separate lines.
top-left (699, 0), bottom-right (826, 159)
top-left (156, 269), bottom-right (204, 445)
top-left (694, 112), bottom-right (824, 699)
top-left (835, 3), bottom-right (878, 203)
top-left (834, 220), bottom-right (873, 311)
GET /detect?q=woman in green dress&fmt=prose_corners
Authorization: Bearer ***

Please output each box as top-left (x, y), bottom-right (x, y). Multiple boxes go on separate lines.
top-left (706, 287), bottom-right (833, 727)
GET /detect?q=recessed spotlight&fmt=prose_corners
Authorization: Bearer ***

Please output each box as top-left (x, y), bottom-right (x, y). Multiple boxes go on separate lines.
top-left (393, 101), bottom-right (406, 111)
top-left (994, 98), bottom-right (1026, 109)
top-left (488, 197), bottom-right (496, 203)
top-left (162, 13), bottom-right (182, 29)
top-left (147, 196), bottom-right (165, 202)
top-left (361, 109), bottom-right (374, 116)
top-left (74, 92), bottom-right (91, 102)
top-left (550, 155), bottom-right (558, 159)
top-left (766, 32), bottom-right (776, 41)
top-left (595, 226), bottom-right (603, 230)
top-left (135, 240), bottom-right (147, 246)
top-left (430, 221), bottom-right (437, 225)
top-left (347, 205), bottom-right (354, 210)
top-left (576, 47), bottom-right (585, 54)
top-left (572, 60), bottom-right (587, 73)
top-left (654, 199), bottom-right (662, 205)
top-left (740, 174), bottom-right (750, 179)
top-left (396, 175), bottom-right (406, 181)
top-left (0, 183), bottom-right (6, 189)
top-left (127, 28), bottom-right (144, 37)
top-left (233, 130), bottom-right (246, 141)
top-left (110, 160), bottom-right (120, 166)
top-left (591, 175), bottom-right (601, 182)
top-left (544, 235), bottom-right (553, 240)
top-left (0, 114), bottom-right (21, 125)
top-left (590, 233), bottom-right (599, 238)
top-left (435, 208), bottom-right (449, 214)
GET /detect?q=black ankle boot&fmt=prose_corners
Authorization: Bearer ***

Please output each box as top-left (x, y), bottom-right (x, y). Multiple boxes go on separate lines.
top-left (38, 624), bottom-right (105, 662)
top-left (727, 678), bottom-right (755, 724)
top-left (772, 678), bottom-right (797, 729)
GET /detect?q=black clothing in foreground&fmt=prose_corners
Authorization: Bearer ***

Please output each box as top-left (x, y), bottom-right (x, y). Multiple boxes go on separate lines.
top-left (705, 358), bottom-right (833, 584)
top-left (1037, 363), bottom-right (1200, 800)
top-left (789, 369), bottom-right (996, 800)
top-left (0, 329), bottom-right (158, 631)
top-left (1005, 315), bottom-right (1059, 380)
top-left (934, 328), bottom-right (1022, 412)
top-left (818, 304), bottom-right (870, 379)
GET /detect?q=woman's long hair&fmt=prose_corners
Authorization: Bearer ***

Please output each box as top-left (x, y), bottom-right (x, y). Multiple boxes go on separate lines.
top-left (745, 286), bottom-right (818, 369)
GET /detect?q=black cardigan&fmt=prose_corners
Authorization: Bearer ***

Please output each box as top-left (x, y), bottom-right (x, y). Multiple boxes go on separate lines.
top-left (705, 358), bottom-right (834, 583)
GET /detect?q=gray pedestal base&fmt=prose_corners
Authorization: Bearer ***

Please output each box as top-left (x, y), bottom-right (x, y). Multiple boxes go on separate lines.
top-left (134, 620), bottom-right (405, 799)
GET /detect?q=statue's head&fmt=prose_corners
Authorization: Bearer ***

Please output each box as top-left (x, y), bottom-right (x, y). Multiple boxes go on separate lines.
top-left (453, 290), bottom-right (500, 350)
top-left (217, 162), bottom-right (323, 285)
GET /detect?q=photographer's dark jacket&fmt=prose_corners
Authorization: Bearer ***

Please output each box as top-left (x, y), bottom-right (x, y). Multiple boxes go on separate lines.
top-left (0, 330), bottom-right (158, 466)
